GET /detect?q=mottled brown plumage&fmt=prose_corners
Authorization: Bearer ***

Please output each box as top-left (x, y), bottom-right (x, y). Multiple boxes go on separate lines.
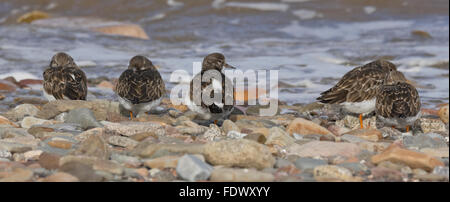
top-left (317, 60), bottom-right (399, 105)
top-left (376, 82), bottom-right (421, 129)
top-left (116, 55), bottom-right (165, 117)
top-left (317, 59), bottom-right (407, 129)
top-left (43, 52), bottom-right (87, 101)
top-left (187, 53), bottom-right (235, 120)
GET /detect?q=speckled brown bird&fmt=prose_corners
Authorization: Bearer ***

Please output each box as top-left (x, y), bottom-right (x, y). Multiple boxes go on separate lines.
top-left (185, 53), bottom-right (236, 123)
top-left (43, 52), bottom-right (87, 101)
top-left (115, 55), bottom-right (165, 118)
top-left (376, 81), bottom-right (421, 132)
top-left (317, 60), bottom-right (407, 128)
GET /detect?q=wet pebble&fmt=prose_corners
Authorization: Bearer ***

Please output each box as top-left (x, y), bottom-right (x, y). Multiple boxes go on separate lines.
top-left (176, 154), bottom-right (213, 182)
top-left (294, 158), bottom-right (328, 173)
top-left (65, 108), bottom-right (103, 130)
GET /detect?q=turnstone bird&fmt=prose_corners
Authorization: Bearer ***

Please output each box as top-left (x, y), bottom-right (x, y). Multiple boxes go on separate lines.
top-left (115, 55), bottom-right (165, 118)
top-left (185, 53), bottom-right (236, 124)
top-left (43, 52), bottom-right (87, 101)
top-left (376, 81), bottom-right (421, 132)
top-left (317, 60), bottom-right (406, 128)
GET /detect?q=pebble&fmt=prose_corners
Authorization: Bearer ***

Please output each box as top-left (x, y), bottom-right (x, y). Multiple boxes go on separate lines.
top-left (226, 131), bottom-right (247, 139)
top-left (379, 127), bottom-right (402, 139)
top-left (110, 154), bottom-right (141, 168)
top-left (343, 128), bottom-right (382, 142)
top-left (403, 134), bottom-right (447, 149)
top-left (371, 144), bottom-right (445, 171)
top-left (244, 133), bottom-right (267, 144)
top-left (176, 154), bottom-right (213, 182)
top-left (134, 142), bottom-right (203, 159)
top-left (438, 104), bottom-right (449, 124)
top-left (65, 108), bottom-right (103, 130)
top-left (23, 150), bottom-right (43, 161)
top-left (72, 133), bottom-right (110, 160)
top-left (313, 165), bottom-right (361, 182)
top-left (294, 158), bottom-right (328, 173)
top-left (370, 166), bottom-right (405, 181)
top-left (55, 112), bottom-right (68, 122)
top-left (432, 166), bottom-right (449, 180)
top-left (202, 124), bottom-right (225, 141)
top-left (221, 119), bottom-right (240, 135)
top-left (0, 167), bottom-right (33, 182)
top-left (108, 135), bottom-right (139, 149)
top-left (286, 141), bottom-right (361, 158)
top-left (203, 139), bottom-right (275, 169)
top-left (341, 134), bottom-right (369, 143)
top-left (144, 155), bottom-right (180, 169)
top-left (3, 104), bottom-right (40, 121)
top-left (0, 79), bottom-right (17, 92)
top-left (36, 100), bottom-right (119, 121)
top-left (210, 167), bottom-right (275, 182)
top-left (39, 123), bottom-right (84, 133)
top-left (420, 118), bottom-right (447, 133)
top-left (38, 152), bottom-right (61, 170)
top-left (0, 150), bottom-right (12, 159)
top-left (337, 162), bottom-right (369, 175)
top-left (420, 147), bottom-right (449, 158)
top-left (0, 128), bottom-right (34, 139)
top-left (357, 142), bottom-right (391, 153)
top-left (59, 161), bottom-right (103, 182)
top-left (327, 125), bottom-right (351, 136)
top-left (0, 141), bottom-right (32, 153)
top-left (412, 168), bottom-right (428, 176)
top-left (104, 122), bottom-right (165, 137)
top-left (46, 139), bottom-right (74, 150)
top-left (0, 116), bottom-right (19, 128)
top-left (21, 116), bottom-right (52, 129)
top-left (92, 160), bottom-right (124, 175)
top-left (265, 127), bottom-right (296, 147)
top-left (274, 158), bottom-right (294, 168)
top-left (414, 173), bottom-right (448, 181)
top-left (42, 172), bottom-right (79, 182)
top-left (286, 118), bottom-right (333, 136)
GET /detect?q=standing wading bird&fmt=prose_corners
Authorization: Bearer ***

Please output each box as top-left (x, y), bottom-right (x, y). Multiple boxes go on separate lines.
top-left (116, 55), bottom-right (165, 119)
top-left (185, 53), bottom-right (236, 125)
top-left (375, 79), bottom-right (421, 132)
top-left (43, 52), bottom-right (87, 101)
top-left (316, 60), bottom-right (407, 129)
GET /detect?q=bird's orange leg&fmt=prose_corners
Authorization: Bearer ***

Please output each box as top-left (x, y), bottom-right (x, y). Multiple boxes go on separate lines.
top-left (359, 114), bottom-right (364, 129)
top-left (406, 126), bottom-right (410, 132)
top-left (129, 111), bottom-right (133, 120)
top-left (214, 120), bottom-right (218, 125)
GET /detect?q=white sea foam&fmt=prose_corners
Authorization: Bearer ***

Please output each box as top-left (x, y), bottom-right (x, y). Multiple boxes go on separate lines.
top-left (279, 20), bottom-right (413, 40)
top-left (292, 9), bottom-right (323, 20)
top-left (45, 2), bottom-right (57, 10)
top-left (167, 0), bottom-right (184, 7)
top-left (0, 72), bottom-right (39, 81)
top-left (77, 61), bottom-right (97, 68)
top-left (364, 6), bottom-right (376, 15)
top-left (212, 0), bottom-right (226, 9)
top-left (225, 2), bottom-right (289, 12)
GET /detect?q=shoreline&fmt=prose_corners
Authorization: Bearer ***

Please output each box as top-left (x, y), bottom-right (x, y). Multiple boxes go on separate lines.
top-left (0, 84), bottom-right (448, 182)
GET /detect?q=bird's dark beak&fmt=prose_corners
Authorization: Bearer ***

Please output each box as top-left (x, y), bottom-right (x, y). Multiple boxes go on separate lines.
top-left (224, 63), bottom-right (236, 69)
